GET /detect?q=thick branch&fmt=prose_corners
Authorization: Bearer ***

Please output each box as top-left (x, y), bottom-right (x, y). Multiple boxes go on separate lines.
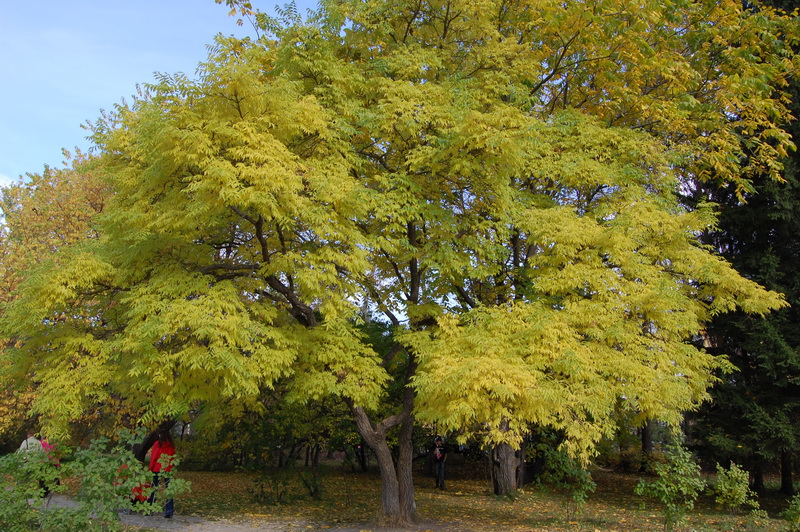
top-left (134, 419), bottom-right (176, 462)
top-left (266, 275), bottom-right (317, 327)
top-left (352, 406), bottom-right (407, 448)
top-left (408, 222), bottom-right (421, 304)
top-left (381, 344), bottom-right (404, 369)
top-left (229, 205), bottom-right (258, 226)
top-left (455, 285), bottom-right (478, 309)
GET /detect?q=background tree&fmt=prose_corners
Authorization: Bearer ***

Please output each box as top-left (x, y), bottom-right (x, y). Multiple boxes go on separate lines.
top-left (684, 0), bottom-right (800, 497)
top-left (687, 133), bottom-right (800, 495)
top-left (0, 153), bottom-right (111, 449)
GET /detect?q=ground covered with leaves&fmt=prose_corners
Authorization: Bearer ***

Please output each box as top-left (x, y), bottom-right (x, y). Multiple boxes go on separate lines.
top-left (163, 465), bottom-right (794, 531)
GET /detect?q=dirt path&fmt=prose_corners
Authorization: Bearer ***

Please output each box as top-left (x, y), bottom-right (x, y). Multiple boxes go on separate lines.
top-left (47, 494), bottom-right (308, 531)
top-left (120, 512), bottom-right (284, 531)
top-left (46, 494), bottom-right (447, 531)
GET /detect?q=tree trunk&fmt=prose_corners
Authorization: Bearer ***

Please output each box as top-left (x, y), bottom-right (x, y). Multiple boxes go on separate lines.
top-left (313, 444), bottom-right (321, 468)
top-left (516, 437), bottom-right (527, 487)
top-left (640, 419), bottom-right (653, 473)
top-left (781, 449), bottom-right (794, 496)
top-left (491, 442), bottom-right (518, 496)
top-left (752, 452), bottom-right (765, 493)
top-left (352, 406), bottom-right (417, 527)
top-left (373, 437), bottom-right (403, 524)
top-left (396, 377), bottom-right (418, 523)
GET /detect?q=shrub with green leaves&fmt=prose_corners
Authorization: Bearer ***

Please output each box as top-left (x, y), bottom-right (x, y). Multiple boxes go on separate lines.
top-left (714, 462), bottom-right (759, 515)
top-left (782, 494), bottom-right (800, 531)
top-left (250, 469), bottom-right (292, 504)
top-left (634, 442), bottom-right (706, 531)
top-left (0, 447), bottom-right (51, 531)
top-left (535, 444), bottom-right (596, 521)
top-left (0, 430), bottom-right (190, 531)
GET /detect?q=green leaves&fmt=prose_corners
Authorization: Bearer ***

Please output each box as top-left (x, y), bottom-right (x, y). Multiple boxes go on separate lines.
top-left (0, 430), bottom-right (190, 531)
top-left (713, 462), bottom-right (760, 515)
top-left (635, 441), bottom-right (706, 530)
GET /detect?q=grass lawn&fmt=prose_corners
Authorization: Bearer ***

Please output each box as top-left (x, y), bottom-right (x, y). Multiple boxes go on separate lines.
top-left (168, 463), bottom-right (795, 530)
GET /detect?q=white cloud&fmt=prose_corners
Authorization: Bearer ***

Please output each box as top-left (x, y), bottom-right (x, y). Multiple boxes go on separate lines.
top-left (0, 173), bottom-right (17, 189)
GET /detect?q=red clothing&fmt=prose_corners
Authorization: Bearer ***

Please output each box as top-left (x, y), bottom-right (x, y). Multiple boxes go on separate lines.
top-left (132, 482), bottom-right (150, 502)
top-left (116, 464), bottom-right (150, 502)
top-left (149, 441), bottom-right (175, 473)
top-left (40, 439), bottom-right (60, 466)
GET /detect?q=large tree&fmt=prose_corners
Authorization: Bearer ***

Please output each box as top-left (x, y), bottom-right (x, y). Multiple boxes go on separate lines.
top-left (1, 0), bottom-right (798, 524)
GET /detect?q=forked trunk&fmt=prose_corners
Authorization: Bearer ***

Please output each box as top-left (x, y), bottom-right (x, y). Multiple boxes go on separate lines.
top-left (352, 406), bottom-right (417, 527)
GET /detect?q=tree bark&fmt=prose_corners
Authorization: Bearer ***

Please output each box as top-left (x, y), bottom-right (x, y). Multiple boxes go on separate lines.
top-left (374, 437), bottom-right (403, 523)
top-left (639, 419), bottom-right (653, 473)
top-left (781, 448), bottom-right (794, 496)
top-left (516, 437), bottom-right (527, 487)
top-left (397, 414), bottom-right (418, 522)
top-left (491, 442), bottom-right (518, 496)
top-left (752, 451), bottom-right (765, 493)
top-left (396, 373), bottom-right (418, 523)
top-left (352, 405), bottom-right (417, 526)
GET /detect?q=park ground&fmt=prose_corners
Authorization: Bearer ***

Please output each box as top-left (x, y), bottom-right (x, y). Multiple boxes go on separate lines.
top-left (61, 465), bottom-right (795, 531)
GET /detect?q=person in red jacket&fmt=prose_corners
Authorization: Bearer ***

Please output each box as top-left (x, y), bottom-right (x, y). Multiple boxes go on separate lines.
top-left (147, 430), bottom-right (176, 518)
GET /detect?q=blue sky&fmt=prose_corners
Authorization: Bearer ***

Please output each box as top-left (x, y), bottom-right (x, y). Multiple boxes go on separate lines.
top-left (0, 0), bottom-right (316, 187)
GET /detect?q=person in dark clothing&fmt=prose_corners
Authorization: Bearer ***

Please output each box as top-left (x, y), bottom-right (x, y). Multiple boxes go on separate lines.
top-left (433, 437), bottom-right (447, 490)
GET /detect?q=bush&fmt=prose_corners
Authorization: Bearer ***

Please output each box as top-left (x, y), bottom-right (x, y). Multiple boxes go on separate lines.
top-left (782, 494), bottom-right (800, 531)
top-left (295, 463), bottom-right (325, 498)
top-left (0, 430), bottom-right (191, 531)
top-left (635, 442), bottom-right (706, 531)
top-left (713, 462), bottom-right (759, 515)
top-left (250, 469), bottom-right (292, 504)
top-left (534, 445), bottom-right (596, 521)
